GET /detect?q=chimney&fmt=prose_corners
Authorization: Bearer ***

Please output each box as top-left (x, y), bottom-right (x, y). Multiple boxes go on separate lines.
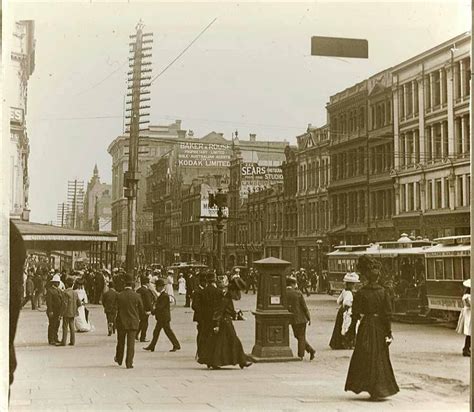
top-left (177, 130), bottom-right (187, 139)
top-left (176, 119), bottom-right (182, 128)
top-left (249, 133), bottom-right (256, 142)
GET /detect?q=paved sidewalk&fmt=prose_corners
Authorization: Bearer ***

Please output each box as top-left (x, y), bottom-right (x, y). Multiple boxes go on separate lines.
top-left (10, 294), bottom-right (470, 411)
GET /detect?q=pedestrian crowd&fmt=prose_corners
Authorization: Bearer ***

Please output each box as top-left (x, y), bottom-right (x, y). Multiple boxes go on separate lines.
top-left (14, 252), bottom-right (472, 402)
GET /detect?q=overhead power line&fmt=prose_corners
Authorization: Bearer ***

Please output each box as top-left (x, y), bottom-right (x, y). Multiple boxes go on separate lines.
top-left (150, 17), bottom-right (218, 84)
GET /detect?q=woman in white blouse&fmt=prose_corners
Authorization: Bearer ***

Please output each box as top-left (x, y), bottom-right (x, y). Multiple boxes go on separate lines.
top-left (329, 272), bottom-right (360, 349)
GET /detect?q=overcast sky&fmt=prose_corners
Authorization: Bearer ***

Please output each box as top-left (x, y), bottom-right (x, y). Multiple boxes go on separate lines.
top-left (9, 0), bottom-right (470, 224)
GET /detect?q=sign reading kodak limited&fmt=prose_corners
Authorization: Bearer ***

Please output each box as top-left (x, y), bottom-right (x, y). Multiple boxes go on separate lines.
top-left (177, 142), bottom-right (231, 168)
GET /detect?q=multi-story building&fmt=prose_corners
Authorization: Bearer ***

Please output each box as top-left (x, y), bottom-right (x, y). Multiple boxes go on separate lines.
top-left (145, 131), bottom-right (232, 265)
top-left (83, 165), bottom-right (112, 231)
top-left (181, 175), bottom-right (228, 265)
top-left (280, 146), bottom-right (298, 264)
top-left (391, 32), bottom-right (471, 238)
top-left (327, 81), bottom-right (369, 246)
top-left (295, 125), bottom-right (330, 268)
top-left (8, 20), bottom-right (35, 221)
top-left (367, 69), bottom-right (396, 241)
top-left (226, 134), bottom-right (288, 267)
top-left (108, 120), bottom-right (184, 262)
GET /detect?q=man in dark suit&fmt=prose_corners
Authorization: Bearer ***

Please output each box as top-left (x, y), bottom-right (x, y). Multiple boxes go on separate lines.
top-left (191, 272), bottom-right (207, 361)
top-left (115, 276), bottom-right (144, 369)
top-left (135, 276), bottom-right (154, 342)
top-left (102, 281), bottom-right (119, 336)
top-left (45, 274), bottom-right (64, 345)
top-left (286, 277), bottom-right (315, 361)
top-left (144, 278), bottom-right (181, 352)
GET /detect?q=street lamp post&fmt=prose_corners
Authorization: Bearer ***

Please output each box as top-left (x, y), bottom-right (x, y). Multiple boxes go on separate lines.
top-left (209, 188), bottom-right (227, 276)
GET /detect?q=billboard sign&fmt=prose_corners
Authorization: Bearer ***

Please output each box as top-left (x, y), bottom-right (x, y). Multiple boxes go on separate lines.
top-left (201, 191), bottom-right (229, 219)
top-left (177, 142), bottom-right (231, 168)
top-left (240, 163), bottom-right (283, 197)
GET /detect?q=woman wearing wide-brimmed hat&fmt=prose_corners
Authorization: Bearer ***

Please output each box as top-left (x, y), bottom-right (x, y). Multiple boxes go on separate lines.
top-left (345, 255), bottom-right (399, 400)
top-left (329, 272), bottom-right (360, 350)
top-left (456, 279), bottom-right (471, 357)
top-left (200, 274), bottom-right (252, 370)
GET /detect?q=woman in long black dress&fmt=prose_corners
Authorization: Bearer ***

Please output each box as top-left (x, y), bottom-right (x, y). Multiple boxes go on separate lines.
top-left (345, 255), bottom-right (399, 400)
top-left (202, 275), bottom-right (252, 370)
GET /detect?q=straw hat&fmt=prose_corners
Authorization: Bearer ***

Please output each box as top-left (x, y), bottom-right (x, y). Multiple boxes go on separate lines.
top-left (463, 279), bottom-right (471, 288)
top-left (343, 272), bottom-right (360, 283)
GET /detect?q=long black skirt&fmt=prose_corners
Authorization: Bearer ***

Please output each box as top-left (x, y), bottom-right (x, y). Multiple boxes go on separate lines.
top-left (345, 316), bottom-right (399, 398)
top-left (199, 319), bottom-right (248, 367)
top-left (329, 307), bottom-right (355, 349)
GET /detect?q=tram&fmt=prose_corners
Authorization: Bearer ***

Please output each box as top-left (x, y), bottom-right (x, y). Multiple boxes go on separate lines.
top-left (327, 235), bottom-right (432, 315)
top-left (423, 235), bottom-right (470, 321)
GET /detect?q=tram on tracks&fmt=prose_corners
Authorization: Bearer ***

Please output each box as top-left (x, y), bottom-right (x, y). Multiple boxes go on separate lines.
top-left (423, 235), bottom-right (470, 321)
top-left (327, 235), bottom-right (432, 315)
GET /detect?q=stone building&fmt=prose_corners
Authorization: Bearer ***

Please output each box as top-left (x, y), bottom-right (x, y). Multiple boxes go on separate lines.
top-left (367, 69), bottom-right (396, 241)
top-left (391, 32), bottom-right (470, 238)
top-left (327, 80), bottom-right (369, 246)
top-left (83, 165), bottom-right (112, 232)
top-left (226, 134), bottom-right (288, 268)
top-left (108, 120), bottom-right (184, 262)
top-left (8, 20), bottom-right (35, 221)
top-left (295, 125), bottom-right (330, 269)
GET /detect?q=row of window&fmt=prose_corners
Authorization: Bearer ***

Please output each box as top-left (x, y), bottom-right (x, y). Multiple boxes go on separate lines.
top-left (332, 191), bottom-right (367, 226)
top-left (331, 148), bottom-right (366, 181)
top-left (330, 106), bottom-right (366, 135)
top-left (298, 158), bottom-right (330, 191)
top-left (399, 58), bottom-right (471, 120)
top-left (399, 174), bottom-right (471, 212)
top-left (298, 200), bottom-right (329, 233)
top-left (399, 115), bottom-right (470, 167)
top-left (426, 256), bottom-right (470, 281)
top-left (370, 99), bottom-right (392, 130)
top-left (369, 143), bottom-right (394, 174)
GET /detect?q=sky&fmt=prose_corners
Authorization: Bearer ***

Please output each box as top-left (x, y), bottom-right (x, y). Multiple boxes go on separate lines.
top-left (8, 0), bottom-right (471, 224)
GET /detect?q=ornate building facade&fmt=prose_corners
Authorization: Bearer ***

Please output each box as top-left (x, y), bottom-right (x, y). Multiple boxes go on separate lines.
top-left (327, 81), bottom-right (369, 246)
top-left (391, 32), bottom-right (471, 238)
top-left (295, 125), bottom-right (330, 268)
top-left (83, 165), bottom-right (112, 232)
top-left (9, 20), bottom-right (35, 221)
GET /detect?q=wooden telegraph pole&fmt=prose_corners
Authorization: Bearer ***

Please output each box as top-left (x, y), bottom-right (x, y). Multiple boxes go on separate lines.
top-left (124, 20), bottom-right (153, 277)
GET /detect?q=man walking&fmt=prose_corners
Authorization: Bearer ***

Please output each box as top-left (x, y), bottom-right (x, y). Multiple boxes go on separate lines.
top-left (102, 281), bottom-right (118, 336)
top-left (22, 272), bottom-right (36, 310)
top-left (286, 277), bottom-right (315, 361)
top-left (144, 278), bottom-right (181, 352)
top-left (45, 274), bottom-right (63, 345)
top-left (59, 277), bottom-right (81, 346)
top-left (115, 275), bottom-right (143, 369)
top-left (136, 276), bottom-right (154, 342)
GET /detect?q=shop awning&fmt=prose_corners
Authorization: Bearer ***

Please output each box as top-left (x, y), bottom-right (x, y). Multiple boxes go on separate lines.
top-left (12, 220), bottom-right (117, 252)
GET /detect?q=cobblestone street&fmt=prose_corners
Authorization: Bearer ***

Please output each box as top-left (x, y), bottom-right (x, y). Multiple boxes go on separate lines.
top-left (10, 293), bottom-right (470, 412)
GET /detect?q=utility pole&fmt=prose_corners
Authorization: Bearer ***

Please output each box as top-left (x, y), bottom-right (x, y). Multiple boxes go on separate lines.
top-left (56, 202), bottom-right (66, 227)
top-left (124, 20), bottom-right (153, 277)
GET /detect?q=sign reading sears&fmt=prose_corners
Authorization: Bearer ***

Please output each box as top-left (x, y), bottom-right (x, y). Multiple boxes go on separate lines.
top-left (241, 163), bottom-right (283, 181)
top-left (177, 142), bottom-right (231, 168)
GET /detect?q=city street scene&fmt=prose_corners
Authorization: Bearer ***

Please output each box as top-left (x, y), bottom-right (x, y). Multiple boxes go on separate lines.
top-left (3, 1), bottom-right (472, 411)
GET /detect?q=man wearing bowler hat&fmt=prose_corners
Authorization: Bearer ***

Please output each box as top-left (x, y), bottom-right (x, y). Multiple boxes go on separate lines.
top-left (115, 275), bottom-right (144, 369)
top-left (143, 278), bottom-right (181, 352)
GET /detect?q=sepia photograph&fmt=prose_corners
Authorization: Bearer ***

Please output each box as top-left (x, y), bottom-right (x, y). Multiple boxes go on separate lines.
top-left (2, 0), bottom-right (472, 410)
